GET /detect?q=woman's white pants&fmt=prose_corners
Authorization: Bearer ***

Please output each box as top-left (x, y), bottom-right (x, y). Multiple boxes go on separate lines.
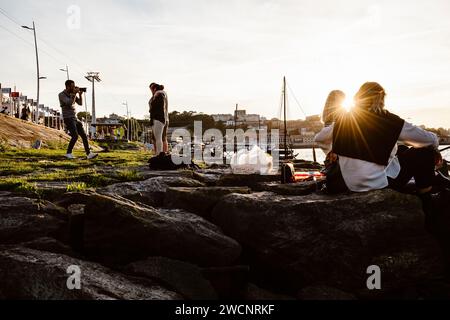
top-left (152, 120), bottom-right (165, 154)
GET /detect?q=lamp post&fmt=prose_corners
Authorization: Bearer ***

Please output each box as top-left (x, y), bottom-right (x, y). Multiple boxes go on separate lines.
top-left (60, 65), bottom-right (70, 80)
top-left (122, 101), bottom-right (129, 141)
top-left (22, 21), bottom-right (45, 124)
top-left (85, 72), bottom-right (101, 136)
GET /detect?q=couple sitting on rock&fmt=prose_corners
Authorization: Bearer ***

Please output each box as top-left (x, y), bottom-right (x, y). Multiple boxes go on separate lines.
top-left (315, 82), bottom-right (449, 232)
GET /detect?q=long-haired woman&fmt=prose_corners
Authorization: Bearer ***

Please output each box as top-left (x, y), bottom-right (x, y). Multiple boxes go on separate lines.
top-left (317, 90), bottom-right (346, 155)
top-left (321, 90), bottom-right (346, 127)
top-left (149, 83), bottom-right (169, 155)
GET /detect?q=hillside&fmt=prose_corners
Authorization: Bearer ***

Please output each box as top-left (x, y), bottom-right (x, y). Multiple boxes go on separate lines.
top-left (0, 113), bottom-right (96, 150)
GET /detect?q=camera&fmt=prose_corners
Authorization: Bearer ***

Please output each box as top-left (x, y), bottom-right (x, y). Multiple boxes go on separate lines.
top-left (78, 87), bottom-right (87, 93)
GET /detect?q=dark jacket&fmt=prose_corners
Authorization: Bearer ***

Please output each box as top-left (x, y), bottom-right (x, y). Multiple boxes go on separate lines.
top-left (149, 91), bottom-right (168, 125)
top-left (332, 109), bottom-right (405, 166)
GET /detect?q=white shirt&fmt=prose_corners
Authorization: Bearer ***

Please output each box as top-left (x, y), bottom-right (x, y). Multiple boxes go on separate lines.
top-left (314, 122), bottom-right (439, 192)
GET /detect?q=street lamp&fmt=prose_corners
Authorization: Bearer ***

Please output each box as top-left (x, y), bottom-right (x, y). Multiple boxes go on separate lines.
top-left (85, 72), bottom-right (101, 137)
top-left (22, 21), bottom-right (41, 124)
top-left (60, 65), bottom-right (69, 80)
top-left (122, 102), bottom-right (130, 141)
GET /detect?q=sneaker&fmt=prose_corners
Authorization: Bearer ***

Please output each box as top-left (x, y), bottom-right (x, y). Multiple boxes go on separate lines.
top-left (87, 152), bottom-right (98, 160)
top-left (65, 153), bottom-right (76, 160)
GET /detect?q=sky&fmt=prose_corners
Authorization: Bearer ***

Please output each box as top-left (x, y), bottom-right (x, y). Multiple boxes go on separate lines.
top-left (0, 0), bottom-right (449, 128)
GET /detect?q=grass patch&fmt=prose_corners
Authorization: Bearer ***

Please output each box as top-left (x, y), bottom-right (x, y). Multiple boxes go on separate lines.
top-left (45, 139), bottom-right (68, 150)
top-left (0, 178), bottom-right (38, 194)
top-left (116, 169), bottom-right (141, 182)
top-left (66, 182), bottom-right (88, 192)
top-left (0, 147), bottom-right (152, 193)
top-left (0, 138), bottom-right (10, 152)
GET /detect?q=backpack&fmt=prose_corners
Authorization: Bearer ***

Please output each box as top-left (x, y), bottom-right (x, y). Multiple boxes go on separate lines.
top-left (148, 152), bottom-right (199, 171)
top-left (281, 163), bottom-right (295, 184)
top-left (322, 152), bottom-right (349, 194)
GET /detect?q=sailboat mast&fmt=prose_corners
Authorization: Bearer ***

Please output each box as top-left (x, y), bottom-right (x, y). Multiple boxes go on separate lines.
top-left (283, 76), bottom-right (287, 155)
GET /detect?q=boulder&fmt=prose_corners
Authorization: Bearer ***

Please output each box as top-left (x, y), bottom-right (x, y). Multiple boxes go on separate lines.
top-left (81, 193), bottom-right (241, 267)
top-left (54, 191), bottom-right (98, 208)
top-left (216, 174), bottom-right (280, 189)
top-left (35, 181), bottom-right (72, 201)
top-left (0, 247), bottom-right (182, 300)
top-left (137, 169), bottom-right (195, 181)
top-left (244, 283), bottom-right (295, 300)
top-left (164, 187), bottom-right (251, 218)
top-left (0, 195), bottom-right (68, 245)
top-left (256, 181), bottom-right (318, 195)
top-left (125, 257), bottom-right (217, 300)
top-left (298, 286), bottom-right (357, 300)
top-left (98, 176), bottom-right (205, 207)
top-left (201, 265), bottom-right (250, 299)
top-left (211, 189), bottom-right (445, 294)
top-left (192, 172), bottom-right (222, 186)
top-left (20, 237), bottom-right (76, 257)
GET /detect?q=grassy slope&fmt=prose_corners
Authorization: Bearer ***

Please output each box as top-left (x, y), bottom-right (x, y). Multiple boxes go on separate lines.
top-left (0, 148), bottom-right (152, 194)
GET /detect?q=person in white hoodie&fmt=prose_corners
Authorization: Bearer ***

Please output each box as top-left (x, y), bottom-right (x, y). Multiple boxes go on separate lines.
top-left (316, 90), bottom-right (346, 155)
top-left (315, 82), bottom-right (442, 194)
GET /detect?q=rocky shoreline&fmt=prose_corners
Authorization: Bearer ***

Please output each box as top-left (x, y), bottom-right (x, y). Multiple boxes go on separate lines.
top-left (1, 167), bottom-right (449, 300)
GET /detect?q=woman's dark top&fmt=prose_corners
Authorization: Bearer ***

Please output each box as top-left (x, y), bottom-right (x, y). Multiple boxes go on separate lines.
top-left (332, 108), bottom-right (405, 166)
top-left (149, 91), bottom-right (167, 125)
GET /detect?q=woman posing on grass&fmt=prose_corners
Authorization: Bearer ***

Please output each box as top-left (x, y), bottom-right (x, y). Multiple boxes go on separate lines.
top-left (149, 83), bottom-right (169, 155)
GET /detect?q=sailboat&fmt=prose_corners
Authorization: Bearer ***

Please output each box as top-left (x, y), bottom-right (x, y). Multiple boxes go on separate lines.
top-left (269, 76), bottom-right (298, 161)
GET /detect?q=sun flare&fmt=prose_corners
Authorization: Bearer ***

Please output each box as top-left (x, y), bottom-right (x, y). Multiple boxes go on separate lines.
top-left (342, 97), bottom-right (354, 112)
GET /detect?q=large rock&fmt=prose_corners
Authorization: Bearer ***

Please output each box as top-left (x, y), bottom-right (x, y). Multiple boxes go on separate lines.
top-left (211, 189), bottom-right (445, 295)
top-left (298, 286), bottom-right (356, 300)
top-left (216, 174), bottom-right (280, 189)
top-left (256, 181), bottom-right (318, 195)
top-left (81, 194), bottom-right (241, 266)
top-left (201, 265), bottom-right (250, 299)
top-left (0, 195), bottom-right (68, 245)
top-left (125, 257), bottom-right (218, 300)
top-left (98, 176), bottom-right (205, 207)
top-left (244, 283), bottom-right (295, 300)
top-left (164, 187), bottom-right (251, 218)
top-left (137, 169), bottom-right (196, 181)
top-left (0, 247), bottom-right (182, 300)
top-left (54, 190), bottom-right (98, 208)
top-left (20, 237), bottom-right (76, 257)
top-left (192, 172), bottom-right (222, 186)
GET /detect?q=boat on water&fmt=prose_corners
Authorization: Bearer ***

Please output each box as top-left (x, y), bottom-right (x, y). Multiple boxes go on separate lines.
top-left (268, 76), bottom-right (298, 161)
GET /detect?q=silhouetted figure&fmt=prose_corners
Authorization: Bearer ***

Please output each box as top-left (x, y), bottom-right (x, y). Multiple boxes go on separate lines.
top-left (58, 80), bottom-right (98, 160)
top-left (149, 82), bottom-right (169, 154)
top-left (20, 106), bottom-right (30, 121)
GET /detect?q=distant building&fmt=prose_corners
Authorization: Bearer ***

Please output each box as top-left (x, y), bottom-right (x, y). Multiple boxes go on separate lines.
top-left (97, 113), bottom-right (124, 125)
top-left (212, 114), bottom-right (234, 123)
top-left (108, 113), bottom-right (125, 121)
top-left (302, 135), bottom-right (315, 144)
top-left (440, 136), bottom-right (450, 144)
top-left (306, 115), bottom-right (320, 122)
top-left (290, 135), bottom-right (303, 144)
top-left (305, 114), bottom-right (322, 128)
top-left (212, 109), bottom-right (266, 128)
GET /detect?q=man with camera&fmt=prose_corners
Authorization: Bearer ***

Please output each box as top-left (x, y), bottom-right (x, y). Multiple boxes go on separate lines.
top-left (59, 80), bottom-right (98, 159)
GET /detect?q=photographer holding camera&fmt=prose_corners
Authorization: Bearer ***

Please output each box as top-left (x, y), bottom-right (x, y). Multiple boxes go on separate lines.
top-left (59, 80), bottom-right (98, 160)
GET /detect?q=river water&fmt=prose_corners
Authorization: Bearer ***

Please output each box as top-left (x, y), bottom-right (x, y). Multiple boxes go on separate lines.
top-left (294, 147), bottom-right (450, 163)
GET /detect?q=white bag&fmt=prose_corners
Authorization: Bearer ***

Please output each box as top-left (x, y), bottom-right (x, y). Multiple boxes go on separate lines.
top-left (230, 145), bottom-right (273, 175)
